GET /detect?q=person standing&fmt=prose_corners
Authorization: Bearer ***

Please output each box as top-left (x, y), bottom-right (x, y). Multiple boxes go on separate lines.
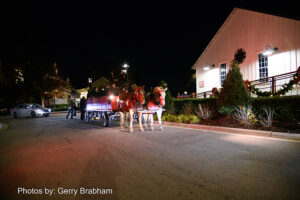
top-left (72, 100), bottom-right (77, 118)
top-left (66, 99), bottom-right (75, 119)
top-left (80, 96), bottom-right (86, 120)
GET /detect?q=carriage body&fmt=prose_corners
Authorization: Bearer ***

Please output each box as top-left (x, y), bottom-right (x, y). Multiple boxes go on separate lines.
top-left (86, 96), bottom-right (119, 112)
top-left (85, 96), bottom-right (119, 124)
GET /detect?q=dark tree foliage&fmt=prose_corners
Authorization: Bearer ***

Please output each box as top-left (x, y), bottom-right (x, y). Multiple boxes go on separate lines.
top-left (159, 80), bottom-right (174, 112)
top-left (217, 60), bottom-right (250, 108)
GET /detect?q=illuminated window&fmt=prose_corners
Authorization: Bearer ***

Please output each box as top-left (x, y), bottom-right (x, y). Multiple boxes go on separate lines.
top-left (258, 54), bottom-right (268, 80)
top-left (220, 63), bottom-right (226, 85)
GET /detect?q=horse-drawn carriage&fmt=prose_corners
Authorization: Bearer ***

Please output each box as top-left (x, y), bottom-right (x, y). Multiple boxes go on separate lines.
top-left (85, 95), bottom-right (119, 125)
top-left (85, 85), bottom-right (167, 131)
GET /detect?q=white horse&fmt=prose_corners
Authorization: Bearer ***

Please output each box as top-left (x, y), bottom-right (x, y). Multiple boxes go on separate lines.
top-left (143, 87), bottom-right (167, 131)
top-left (119, 111), bottom-right (129, 128)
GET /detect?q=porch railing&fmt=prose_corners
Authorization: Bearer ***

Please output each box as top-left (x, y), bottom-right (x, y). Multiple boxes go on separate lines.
top-left (196, 67), bottom-right (300, 98)
top-left (249, 67), bottom-right (300, 96)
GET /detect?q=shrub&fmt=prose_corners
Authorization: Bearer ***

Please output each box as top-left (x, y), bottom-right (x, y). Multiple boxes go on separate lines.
top-left (251, 96), bottom-right (300, 122)
top-left (159, 80), bottom-right (174, 113)
top-left (168, 114), bottom-right (177, 122)
top-left (233, 106), bottom-right (258, 127)
top-left (259, 106), bottom-right (274, 128)
top-left (161, 113), bottom-right (200, 124)
top-left (196, 104), bottom-right (213, 120)
top-left (218, 106), bottom-right (236, 116)
top-left (188, 115), bottom-right (200, 124)
top-left (50, 104), bottom-right (69, 111)
top-left (181, 102), bottom-right (194, 115)
top-left (174, 98), bottom-right (217, 115)
top-left (176, 115), bottom-right (183, 123)
top-left (174, 96), bottom-right (300, 123)
top-left (217, 60), bottom-right (250, 108)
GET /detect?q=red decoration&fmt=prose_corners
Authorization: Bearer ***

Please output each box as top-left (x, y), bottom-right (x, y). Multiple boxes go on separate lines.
top-left (244, 80), bottom-right (249, 91)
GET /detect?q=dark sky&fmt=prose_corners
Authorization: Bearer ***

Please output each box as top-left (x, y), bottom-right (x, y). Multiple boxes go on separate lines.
top-left (1, 1), bottom-right (299, 94)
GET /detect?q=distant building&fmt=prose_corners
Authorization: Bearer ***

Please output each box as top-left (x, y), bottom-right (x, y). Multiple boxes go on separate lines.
top-left (192, 8), bottom-right (300, 97)
top-left (76, 76), bottom-right (111, 99)
top-left (76, 87), bottom-right (89, 99)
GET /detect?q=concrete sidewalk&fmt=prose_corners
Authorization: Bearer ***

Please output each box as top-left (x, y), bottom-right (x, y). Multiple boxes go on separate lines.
top-left (156, 121), bottom-right (300, 141)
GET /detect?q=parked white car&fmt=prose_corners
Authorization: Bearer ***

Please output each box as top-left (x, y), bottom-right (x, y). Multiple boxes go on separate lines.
top-left (11, 103), bottom-right (51, 118)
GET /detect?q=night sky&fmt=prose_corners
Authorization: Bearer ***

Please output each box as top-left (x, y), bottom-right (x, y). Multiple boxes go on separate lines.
top-left (1, 1), bottom-right (299, 94)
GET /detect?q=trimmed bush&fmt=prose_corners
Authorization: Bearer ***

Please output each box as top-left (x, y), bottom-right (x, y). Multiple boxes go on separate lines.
top-left (173, 96), bottom-right (300, 123)
top-left (174, 98), bottom-right (217, 115)
top-left (161, 113), bottom-right (200, 124)
top-left (251, 96), bottom-right (300, 122)
top-left (49, 104), bottom-right (69, 111)
top-left (217, 60), bottom-right (250, 108)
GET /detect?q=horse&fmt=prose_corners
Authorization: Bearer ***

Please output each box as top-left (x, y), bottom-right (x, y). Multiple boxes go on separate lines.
top-left (143, 86), bottom-right (167, 131)
top-left (119, 85), bottom-right (145, 132)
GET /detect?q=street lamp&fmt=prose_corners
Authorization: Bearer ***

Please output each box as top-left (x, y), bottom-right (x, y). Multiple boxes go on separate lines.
top-left (122, 63), bottom-right (130, 89)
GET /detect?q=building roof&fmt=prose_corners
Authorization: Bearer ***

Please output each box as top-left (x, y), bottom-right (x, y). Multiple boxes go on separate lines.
top-left (192, 7), bottom-right (300, 70)
top-left (76, 87), bottom-right (89, 93)
top-left (91, 76), bottom-right (110, 89)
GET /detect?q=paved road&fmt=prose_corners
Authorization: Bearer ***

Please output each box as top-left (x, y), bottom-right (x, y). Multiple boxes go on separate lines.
top-left (0, 114), bottom-right (300, 200)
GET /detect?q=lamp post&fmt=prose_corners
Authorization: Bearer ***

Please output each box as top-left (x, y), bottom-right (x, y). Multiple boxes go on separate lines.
top-left (122, 64), bottom-right (130, 89)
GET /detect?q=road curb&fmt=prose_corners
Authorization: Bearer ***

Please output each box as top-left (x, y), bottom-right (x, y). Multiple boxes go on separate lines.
top-left (155, 121), bottom-right (300, 140)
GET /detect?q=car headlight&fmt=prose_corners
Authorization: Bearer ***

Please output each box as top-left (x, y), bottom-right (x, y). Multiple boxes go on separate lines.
top-left (37, 109), bottom-right (43, 114)
top-left (48, 108), bottom-right (51, 112)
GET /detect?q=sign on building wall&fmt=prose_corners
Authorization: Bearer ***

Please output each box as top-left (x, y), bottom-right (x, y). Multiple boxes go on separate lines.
top-left (199, 81), bottom-right (204, 88)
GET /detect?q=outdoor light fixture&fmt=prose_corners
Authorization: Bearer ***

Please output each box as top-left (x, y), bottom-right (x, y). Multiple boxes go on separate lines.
top-left (203, 64), bottom-right (215, 71)
top-left (203, 66), bottom-right (210, 71)
top-left (263, 45), bottom-right (278, 56)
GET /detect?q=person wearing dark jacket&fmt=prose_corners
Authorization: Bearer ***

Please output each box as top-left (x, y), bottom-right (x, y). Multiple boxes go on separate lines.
top-left (66, 99), bottom-right (76, 119)
top-left (80, 96), bottom-right (87, 120)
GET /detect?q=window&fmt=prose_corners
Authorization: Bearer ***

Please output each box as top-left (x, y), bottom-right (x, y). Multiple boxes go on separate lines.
top-left (258, 54), bottom-right (268, 80)
top-left (220, 63), bottom-right (226, 84)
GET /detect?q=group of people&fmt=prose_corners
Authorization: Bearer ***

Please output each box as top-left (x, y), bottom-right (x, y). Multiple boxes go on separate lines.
top-left (176, 91), bottom-right (196, 99)
top-left (66, 96), bottom-right (87, 120)
top-left (66, 82), bottom-right (120, 121)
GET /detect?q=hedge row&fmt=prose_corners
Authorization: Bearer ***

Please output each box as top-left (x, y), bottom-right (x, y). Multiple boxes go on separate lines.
top-left (251, 96), bottom-right (300, 122)
top-left (49, 104), bottom-right (69, 111)
top-left (173, 98), bottom-right (217, 111)
top-left (173, 96), bottom-right (300, 122)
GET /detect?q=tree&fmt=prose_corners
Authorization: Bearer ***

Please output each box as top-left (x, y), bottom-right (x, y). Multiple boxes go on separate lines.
top-left (39, 63), bottom-right (70, 106)
top-left (217, 60), bottom-right (250, 109)
top-left (159, 80), bottom-right (174, 112)
top-left (184, 69), bottom-right (196, 93)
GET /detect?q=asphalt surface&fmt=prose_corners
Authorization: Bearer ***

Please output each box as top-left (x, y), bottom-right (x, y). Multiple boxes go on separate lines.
top-left (0, 114), bottom-right (300, 200)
